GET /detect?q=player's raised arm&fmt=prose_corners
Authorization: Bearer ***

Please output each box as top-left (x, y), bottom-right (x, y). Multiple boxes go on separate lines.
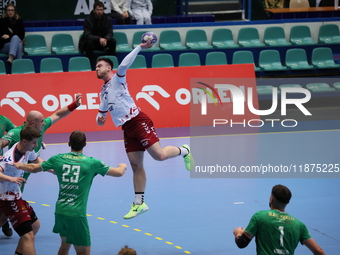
top-left (49, 93), bottom-right (82, 124)
top-left (117, 46), bottom-right (142, 76)
top-left (13, 162), bottom-right (43, 173)
top-left (105, 163), bottom-right (127, 177)
top-left (116, 38), bottom-right (154, 77)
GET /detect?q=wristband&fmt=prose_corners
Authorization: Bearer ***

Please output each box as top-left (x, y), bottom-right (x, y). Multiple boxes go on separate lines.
top-left (67, 102), bottom-right (78, 111)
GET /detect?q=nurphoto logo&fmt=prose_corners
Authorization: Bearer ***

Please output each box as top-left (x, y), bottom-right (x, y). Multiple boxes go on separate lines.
top-left (197, 83), bottom-right (312, 128)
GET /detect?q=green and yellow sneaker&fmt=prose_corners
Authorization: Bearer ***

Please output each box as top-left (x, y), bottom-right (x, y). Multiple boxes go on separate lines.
top-left (123, 202), bottom-right (149, 219)
top-left (182, 144), bottom-right (194, 171)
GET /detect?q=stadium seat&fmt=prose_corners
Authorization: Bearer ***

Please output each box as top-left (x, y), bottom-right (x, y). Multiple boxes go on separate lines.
top-left (151, 54), bottom-right (174, 68)
top-left (289, 0), bottom-right (310, 7)
top-left (257, 85), bottom-right (275, 95)
top-left (232, 51), bottom-right (261, 72)
top-left (263, 27), bottom-right (291, 46)
top-left (333, 82), bottom-right (340, 90)
top-left (0, 60), bottom-right (6, 74)
top-left (0, 53), bottom-right (7, 57)
top-left (285, 49), bottom-right (314, 70)
top-left (185, 29), bottom-right (213, 50)
top-left (289, 26), bottom-right (317, 45)
top-left (24, 34), bottom-right (52, 55)
top-left (68, 57), bottom-right (91, 72)
top-left (306, 83), bottom-right (336, 92)
top-left (40, 58), bottom-right (63, 73)
top-left (114, 31), bottom-right (133, 53)
top-left (279, 84), bottom-right (303, 93)
top-left (51, 34), bottom-right (79, 55)
top-left (159, 30), bottom-right (187, 50)
top-left (101, 55), bottom-right (119, 70)
top-left (237, 27), bottom-right (265, 47)
top-left (211, 28), bottom-right (239, 49)
top-left (205, 52), bottom-right (227, 65)
top-left (11, 59), bottom-right (35, 74)
top-left (178, 52), bottom-right (201, 67)
top-left (130, 55), bottom-right (147, 69)
top-left (311, 47), bottom-right (340, 69)
top-left (132, 31), bottom-right (161, 51)
top-left (259, 50), bottom-right (288, 71)
top-left (318, 24), bottom-right (340, 44)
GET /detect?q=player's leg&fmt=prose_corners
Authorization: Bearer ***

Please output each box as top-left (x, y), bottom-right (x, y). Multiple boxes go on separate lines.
top-left (0, 211), bottom-right (13, 237)
top-left (124, 151), bottom-right (149, 219)
top-left (147, 141), bottom-right (194, 171)
top-left (73, 245), bottom-right (91, 255)
top-left (32, 217), bottom-right (40, 235)
top-left (1, 199), bottom-right (38, 254)
top-left (15, 228), bottom-right (36, 255)
top-left (55, 215), bottom-right (91, 255)
top-left (57, 236), bottom-right (72, 255)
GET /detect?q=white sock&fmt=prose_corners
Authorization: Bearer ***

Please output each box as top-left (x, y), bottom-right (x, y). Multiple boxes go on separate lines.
top-left (178, 147), bottom-right (189, 157)
top-left (134, 193), bottom-right (144, 205)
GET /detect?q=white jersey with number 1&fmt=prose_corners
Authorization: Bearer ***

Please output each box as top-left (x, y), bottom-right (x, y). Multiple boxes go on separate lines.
top-left (0, 142), bottom-right (37, 201)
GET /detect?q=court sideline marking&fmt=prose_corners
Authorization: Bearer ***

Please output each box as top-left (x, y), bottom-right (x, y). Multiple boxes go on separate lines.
top-left (27, 200), bottom-right (192, 254)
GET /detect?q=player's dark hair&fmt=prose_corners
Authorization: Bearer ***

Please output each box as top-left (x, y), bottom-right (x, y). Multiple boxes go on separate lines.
top-left (69, 130), bottom-right (86, 151)
top-left (97, 57), bottom-right (113, 70)
top-left (117, 245), bottom-right (137, 255)
top-left (20, 126), bottom-right (41, 141)
top-left (272, 185), bottom-right (292, 205)
top-left (93, 1), bottom-right (105, 10)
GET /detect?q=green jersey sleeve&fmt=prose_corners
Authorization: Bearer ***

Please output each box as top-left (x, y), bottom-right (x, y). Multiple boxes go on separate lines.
top-left (245, 211), bottom-right (259, 236)
top-left (41, 156), bottom-right (57, 171)
top-left (92, 157), bottom-right (110, 176)
top-left (2, 125), bottom-right (24, 149)
top-left (42, 117), bottom-right (53, 132)
top-left (299, 222), bottom-right (312, 244)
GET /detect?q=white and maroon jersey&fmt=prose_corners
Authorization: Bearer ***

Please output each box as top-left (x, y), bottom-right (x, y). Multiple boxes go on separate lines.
top-left (0, 142), bottom-right (37, 201)
top-left (98, 46), bottom-right (142, 127)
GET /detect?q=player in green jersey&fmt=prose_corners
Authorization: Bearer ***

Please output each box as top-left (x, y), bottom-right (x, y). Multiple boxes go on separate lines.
top-left (0, 94), bottom-right (82, 237)
top-left (0, 115), bottom-right (16, 237)
top-left (233, 185), bottom-right (325, 255)
top-left (0, 115), bottom-right (15, 156)
top-left (14, 130), bottom-right (127, 255)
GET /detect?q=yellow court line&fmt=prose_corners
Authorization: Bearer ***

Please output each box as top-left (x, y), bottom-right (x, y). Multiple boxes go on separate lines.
top-left (29, 199), bottom-right (194, 253)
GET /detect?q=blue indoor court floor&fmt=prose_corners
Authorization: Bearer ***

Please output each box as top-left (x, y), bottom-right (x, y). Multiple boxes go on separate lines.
top-left (1, 124), bottom-right (339, 255)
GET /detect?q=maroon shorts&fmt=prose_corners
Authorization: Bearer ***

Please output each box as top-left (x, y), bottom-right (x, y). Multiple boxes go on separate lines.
top-left (122, 112), bottom-right (160, 153)
top-left (0, 198), bottom-right (35, 229)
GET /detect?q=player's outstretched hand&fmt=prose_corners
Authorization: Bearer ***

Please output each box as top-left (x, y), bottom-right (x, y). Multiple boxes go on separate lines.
top-left (97, 116), bottom-right (107, 126)
top-left (13, 162), bottom-right (24, 169)
top-left (118, 163), bottom-right (127, 171)
top-left (233, 227), bottom-right (245, 237)
top-left (75, 93), bottom-right (82, 106)
top-left (10, 176), bottom-right (26, 185)
top-left (140, 40), bottom-right (153, 49)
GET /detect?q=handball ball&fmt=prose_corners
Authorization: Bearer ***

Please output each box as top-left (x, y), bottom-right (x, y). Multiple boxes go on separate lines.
top-left (141, 32), bottom-right (157, 44)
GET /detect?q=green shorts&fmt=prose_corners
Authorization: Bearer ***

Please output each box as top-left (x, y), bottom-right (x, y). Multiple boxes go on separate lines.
top-left (53, 214), bottom-right (91, 246)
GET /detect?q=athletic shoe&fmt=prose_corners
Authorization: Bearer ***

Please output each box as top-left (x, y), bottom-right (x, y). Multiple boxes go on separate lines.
top-left (123, 202), bottom-right (149, 219)
top-left (2, 221), bottom-right (13, 237)
top-left (182, 144), bottom-right (194, 171)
